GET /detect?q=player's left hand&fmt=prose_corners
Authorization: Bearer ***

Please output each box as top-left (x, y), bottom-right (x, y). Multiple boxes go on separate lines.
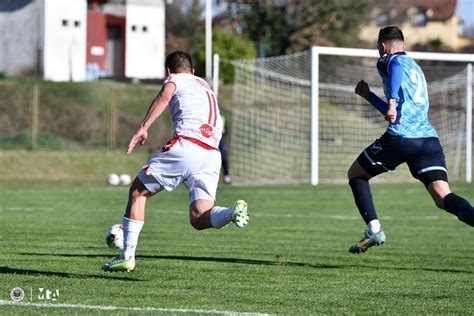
top-left (355, 80), bottom-right (370, 99)
top-left (127, 127), bottom-right (148, 155)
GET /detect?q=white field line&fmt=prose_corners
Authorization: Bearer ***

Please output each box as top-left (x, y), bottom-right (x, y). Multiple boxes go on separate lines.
top-left (1, 207), bottom-right (54, 212)
top-left (0, 300), bottom-right (272, 315)
top-left (125, 209), bottom-right (444, 221)
top-left (139, 211), bottom-right (445, 221)
top-left (250, 213), bottom-right (445, 221)
top-left (0, 206), bottom-right (445, 221)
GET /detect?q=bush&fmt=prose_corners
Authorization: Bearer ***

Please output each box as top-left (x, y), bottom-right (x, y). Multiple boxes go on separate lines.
top-left (196, 27), bottom-right (256, 83)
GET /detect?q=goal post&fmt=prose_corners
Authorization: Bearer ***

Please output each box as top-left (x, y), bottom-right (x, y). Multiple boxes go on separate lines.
top-left (310, 47), bottom-right (319, 185)
top-left (467, 63), bottom-right (472, 183)
top-left (212, 53), bottom-right (220, 98)
top-left (225, 47), bottom-right (473, 185)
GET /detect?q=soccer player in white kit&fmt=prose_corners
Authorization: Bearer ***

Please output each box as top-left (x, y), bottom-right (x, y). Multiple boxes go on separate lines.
top-left (102, 51), bottom-right (249, 272)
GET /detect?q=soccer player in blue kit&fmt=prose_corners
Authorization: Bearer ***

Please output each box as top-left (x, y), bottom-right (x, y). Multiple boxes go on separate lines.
top-left (348, 26), bottom-right (474, 254)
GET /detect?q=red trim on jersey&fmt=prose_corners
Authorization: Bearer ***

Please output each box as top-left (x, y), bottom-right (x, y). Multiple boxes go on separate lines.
top-left (206, 91), bottom-right (213, 125)
top-left (161, 135), bottom-right (180, 152)
top-left (162, 135), bottom-right (218, 152)
top-left (178, 134), bottom-right (218, 150)
top-left (211, 93), bottom-right (218, 127)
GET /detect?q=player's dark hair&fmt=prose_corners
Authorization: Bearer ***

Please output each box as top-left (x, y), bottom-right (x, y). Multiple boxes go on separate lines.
top-left (165, 51), bottom-right (193, 72)
top-left (378, 26), bottom-right (404, 42)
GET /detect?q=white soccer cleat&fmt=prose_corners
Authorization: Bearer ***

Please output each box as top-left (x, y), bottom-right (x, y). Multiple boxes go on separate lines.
top-left (231, 199), bottom-right (249, 228)
top-left (102, 256), bottom-right (136, 272)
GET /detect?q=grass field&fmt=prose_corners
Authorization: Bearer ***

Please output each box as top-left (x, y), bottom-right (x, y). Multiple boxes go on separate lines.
top-left (1, 181), bottom-right (473, 314)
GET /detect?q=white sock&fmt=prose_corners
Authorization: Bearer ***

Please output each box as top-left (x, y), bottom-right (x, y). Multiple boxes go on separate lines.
top-left (368, 219), bottom-right (381, 234)
top-left (210, 206), bottom-right (233, 228)
top-left (121, 217), bottom-right (144, 260)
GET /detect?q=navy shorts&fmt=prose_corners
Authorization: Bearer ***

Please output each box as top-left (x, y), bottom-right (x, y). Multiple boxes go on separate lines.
top-left (357, 133), bottom-right (448, 186)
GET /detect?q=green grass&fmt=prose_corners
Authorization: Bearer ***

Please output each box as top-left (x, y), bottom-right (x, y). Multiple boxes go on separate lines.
top-left (0, 149), bottom-right (150, 181)
top-left (1, 181), bottom-right (473, 314)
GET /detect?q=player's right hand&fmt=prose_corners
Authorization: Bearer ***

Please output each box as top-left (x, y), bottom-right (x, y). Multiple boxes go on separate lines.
top-left (126, 127), bottom-right (148, 155)
top-left (355, 80), bottom-right (370, 99)
top-left (385, 101), bottom-right (397, 123)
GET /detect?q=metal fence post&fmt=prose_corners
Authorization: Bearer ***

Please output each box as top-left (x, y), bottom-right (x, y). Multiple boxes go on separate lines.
top-left (30, 84), bottom-right (39, 149)
top-left (110, 87), bottom-right (117, 150)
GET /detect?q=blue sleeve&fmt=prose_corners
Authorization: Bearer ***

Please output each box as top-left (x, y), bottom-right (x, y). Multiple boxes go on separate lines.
top-left (388, 57), bottom-right (402, 100)
top-left (367, 92), bottom-right (388, 114)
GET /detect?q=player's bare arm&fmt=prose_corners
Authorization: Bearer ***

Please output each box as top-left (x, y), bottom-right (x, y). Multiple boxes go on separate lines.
top-left (126, 83), bottom-right (176, 155)
top-left (385, 99), bottom-right (397, 123)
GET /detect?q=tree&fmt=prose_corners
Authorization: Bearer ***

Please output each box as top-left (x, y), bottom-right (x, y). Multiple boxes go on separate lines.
top-left (215, 0), bottom-right (370, 57)
top-left (165, 0), bottom-right (204, 58)
top-left (196, 27), bottom-right (256, 82)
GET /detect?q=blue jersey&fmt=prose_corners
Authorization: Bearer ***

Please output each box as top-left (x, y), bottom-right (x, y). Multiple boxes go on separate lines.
top-left (376, 52), bottom-right (438, 138)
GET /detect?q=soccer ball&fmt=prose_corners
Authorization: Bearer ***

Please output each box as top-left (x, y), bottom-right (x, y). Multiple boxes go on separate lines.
top-left (119, 174), bottom-right (132, 186)
top-left (105, 224), bottom-right (124, 250)
top-left (107, 173), bottom-right (120, 186)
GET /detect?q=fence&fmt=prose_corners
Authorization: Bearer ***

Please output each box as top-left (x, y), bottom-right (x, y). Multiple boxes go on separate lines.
top-left (0, 82), bottom-right (172, 150)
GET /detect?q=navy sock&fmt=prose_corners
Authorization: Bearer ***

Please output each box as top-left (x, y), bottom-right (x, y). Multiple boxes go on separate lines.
top-left (349, 177), bottom-right (378, 224)
top-left (443, 193), bottom-right (474, 227)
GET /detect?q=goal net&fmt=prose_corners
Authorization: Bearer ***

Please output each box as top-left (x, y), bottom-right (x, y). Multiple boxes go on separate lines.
top-left (228, 47), bottom-right (473, 184)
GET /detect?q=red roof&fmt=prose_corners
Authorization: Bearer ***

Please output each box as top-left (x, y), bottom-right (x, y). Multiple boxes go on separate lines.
top-left (368, 0), bottom-right (457, 22)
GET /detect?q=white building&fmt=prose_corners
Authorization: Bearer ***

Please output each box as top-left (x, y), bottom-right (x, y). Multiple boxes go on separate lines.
top-left (0, 0), bottom-right (166, 82)
top-left (125, 0), bottom-right (166, 79)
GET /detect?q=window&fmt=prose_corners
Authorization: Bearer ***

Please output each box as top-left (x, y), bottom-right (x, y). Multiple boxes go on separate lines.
top-left (131, 25), bottom-right (137, 31)
top-left (74, 20), bottom-right (81, 27)
top-left (376, 14), bottom-right (388, 27)
top-left (142, 26), bottom-right (148, 32)
top-left (411, 12), bottom-right (427, 27)
top-left (408, 7), bottom-right (429, 27)
top-left (62, 19), bottom-right (68, 27)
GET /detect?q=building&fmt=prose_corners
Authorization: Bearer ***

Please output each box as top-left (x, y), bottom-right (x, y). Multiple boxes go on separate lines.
top-left (0, 0), bottom-right (165, 82)
top-left (360, 0), bottom-right (472, 51)
top-left (87, 0), bottom-right (166, 80)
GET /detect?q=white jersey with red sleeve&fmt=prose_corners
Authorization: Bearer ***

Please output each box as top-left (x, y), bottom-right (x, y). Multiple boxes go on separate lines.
top-left (164, 73), bottom-right (223, 149)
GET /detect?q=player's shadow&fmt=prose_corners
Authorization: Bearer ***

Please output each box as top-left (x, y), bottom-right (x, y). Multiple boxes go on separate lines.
top-left (136, 255), bottom-right (474, 274)
top-left (143, 254), bottom-right (341, 269)
top-left (19, 252), bottom-right (339, 269)
top-left (19, 252), bottom-right (473, 274)
top-left (0, 266), bottom-right (142, 282)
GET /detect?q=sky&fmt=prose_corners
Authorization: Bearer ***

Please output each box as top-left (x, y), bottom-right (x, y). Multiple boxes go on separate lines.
top-left (455, 0), bottom-right (474, 31)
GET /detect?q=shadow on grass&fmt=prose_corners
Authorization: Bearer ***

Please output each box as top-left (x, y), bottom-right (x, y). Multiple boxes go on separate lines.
top-left (20, 252), bottom-right (338, 269)
top-left (145, 254), bottom-right (341, 269)
top-left (136, 255), bottom-right (473, 274)
top-left (0, 266), bottom-right (143, 282)
top-left (19, 252), bottom-right (473, 274)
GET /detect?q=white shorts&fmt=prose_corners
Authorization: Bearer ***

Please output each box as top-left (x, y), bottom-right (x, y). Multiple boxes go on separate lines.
top-left (137, 136), bottom-right (221, 203)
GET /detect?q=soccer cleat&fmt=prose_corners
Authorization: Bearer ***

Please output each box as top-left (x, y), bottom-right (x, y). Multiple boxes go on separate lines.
top-left (102, 256), bottom-right (136, 272)
top-left (349, 229), bottom-right (386, 254)
top-left (231, 199), bottom-right (249, 228)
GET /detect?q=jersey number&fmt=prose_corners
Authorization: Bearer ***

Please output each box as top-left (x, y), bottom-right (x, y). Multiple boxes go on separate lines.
top-left (410, 69), bottom-right (426, 105)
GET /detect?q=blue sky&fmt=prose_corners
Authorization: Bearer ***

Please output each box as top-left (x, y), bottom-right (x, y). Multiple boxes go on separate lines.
top-left (455, 0), bottom-right (474, 29)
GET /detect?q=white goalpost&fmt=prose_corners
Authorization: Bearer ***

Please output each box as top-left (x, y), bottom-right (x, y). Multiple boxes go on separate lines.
top-left (223, 47), bottom-right (474, 185)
